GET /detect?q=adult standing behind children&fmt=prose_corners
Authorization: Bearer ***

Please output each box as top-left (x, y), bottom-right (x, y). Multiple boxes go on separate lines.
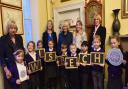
top-left (58, 20), bottom-right (73, 53)
top-left (42, 20), bottom-right (57, 50)
top-left (88, 14), bottom-right (106, 52)
top-left (0, 20), bottom-right (24, 89)
top-left (73, 20), bottom-right (87, 50)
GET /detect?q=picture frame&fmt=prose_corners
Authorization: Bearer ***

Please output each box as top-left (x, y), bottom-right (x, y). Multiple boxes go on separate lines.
top-left (121, 0), bottom-right (128, 18)
top-left (54, 2), bottom-right (85, 35)
top-left (1, 6), bottom-right (24, 35)
top-left (0, 0), bottom-right (22, 8)
top-left (59, 19), bottom-right (77, 28)
top-left (85, 0), bottom-right (102, 27)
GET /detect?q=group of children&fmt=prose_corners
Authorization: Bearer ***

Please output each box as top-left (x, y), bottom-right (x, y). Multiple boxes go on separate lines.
top-left (8, 35), bottom-right (128, 89)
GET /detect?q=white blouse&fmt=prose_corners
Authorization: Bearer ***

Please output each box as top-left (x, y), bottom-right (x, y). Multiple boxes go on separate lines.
top-left (73, 31), bottom-right (87, 49)
top-left (16, 62), bottom-right (29, 82)
top-left (29, 52), bottom-right (36, 61)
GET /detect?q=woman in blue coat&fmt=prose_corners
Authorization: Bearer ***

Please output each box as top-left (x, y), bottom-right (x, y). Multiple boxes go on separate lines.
top-left (58, 20), bottom-right (73, 53)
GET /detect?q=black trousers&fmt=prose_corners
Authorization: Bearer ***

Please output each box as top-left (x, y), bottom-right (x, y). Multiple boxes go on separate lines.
top-left (29, 74), bottom-right (40, 89)
top-left (19, 80), bottom-right (29, 89)
top-left (80, 71), bottom-right (93, 89)
top-left (92, 71), bottom-right (104, 89)
top-left (39, 70), bottom-right (45, 89)
top-left (66, 69), bottom-right (80, 89)
top-left (125, 67), bottom-right (128, 86)
top-left (44, 77), bottom-right (57, 89)
top-left (57, 67), bottom-right (69, 89)
top-left (4, 78), bottom-right (13, 89)
top-left (107, 76), bottom-right (123, 89)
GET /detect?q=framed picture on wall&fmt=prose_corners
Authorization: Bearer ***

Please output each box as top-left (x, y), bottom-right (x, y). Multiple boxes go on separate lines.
top-left (0, 0), bottom-right (22, 8)
top-left (85, 0), bottom-right (102, 27)
top-left (121, 0), bottom-right (128, 18)
top-left (1, 6), bottom-right (24, 35)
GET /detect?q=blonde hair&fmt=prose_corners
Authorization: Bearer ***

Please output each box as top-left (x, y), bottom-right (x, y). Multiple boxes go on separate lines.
top-left (62, 20), bottom-right (70, 30)
top-left (76, 20), bottom-right (83, 26)
top-left (94, 14), bottom-right (102, 23)
top-left (109, 35), bottom-right (120, 43)
top-left (70, 43), bottom-right (77, 49)
top-left (6, 20), bottom-right (18, 34)
top-left (93, 35), bottom-right (101, 42)
top-left (13, 49), bottom-right (24, 57)
top-left (76, 20), bottom-right (83, 33)
top-left (46, 20), bottom-right (54, 32)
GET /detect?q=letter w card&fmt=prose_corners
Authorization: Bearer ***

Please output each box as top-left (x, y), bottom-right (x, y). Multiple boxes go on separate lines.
top-left (28, 59), bottom-right (42, 73)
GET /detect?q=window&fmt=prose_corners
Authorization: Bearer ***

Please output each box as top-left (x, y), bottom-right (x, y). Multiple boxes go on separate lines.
top-left (23, 0), bottom-right (32, 44)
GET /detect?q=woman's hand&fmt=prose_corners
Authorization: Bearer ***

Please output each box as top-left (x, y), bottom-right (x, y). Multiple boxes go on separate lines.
top-left (80, 63), bottom-right (86, 66)
top-left (98, 64), bottom-right (104, 67)
top-left (16, 79), bottom-right (21, 84)
top-left (27, 70), bottom-right (32, 74)
top-left (4, 67), bottom-right (12, 79)
top-left (56, 61), bottom-right (59, 66)
top-left (65, 62), bottom-right (68, 66)
top-left (123, 60), bottom-right (127, 64)
top-left (76, 62), bottom-right (80, 66)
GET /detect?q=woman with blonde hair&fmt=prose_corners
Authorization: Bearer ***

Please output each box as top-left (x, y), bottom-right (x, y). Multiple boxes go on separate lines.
top-left (58, 20), bottom-right (73, 53)
top-left (88, 14), bottom-right (106, 52)
top-left (73, 20), bottom-right (87, 50)
top-left (42, 20), bottom-right (57, 50)
top-left (0, 20), bottom-right (24, 89)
